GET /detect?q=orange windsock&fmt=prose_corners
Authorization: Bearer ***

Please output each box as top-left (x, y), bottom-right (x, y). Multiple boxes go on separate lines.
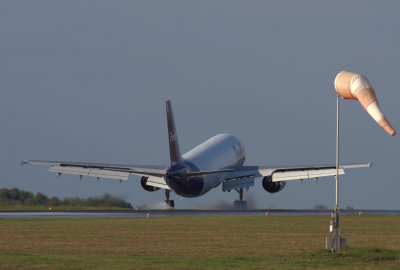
top-left (334, 70), bottom-right (396, 136)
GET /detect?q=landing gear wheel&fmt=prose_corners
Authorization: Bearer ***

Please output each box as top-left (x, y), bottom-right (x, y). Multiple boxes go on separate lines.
top-left (234, 200), bottom-right (247, 210)
top-left (233, 188), bottom-right (248, 210)
top-left (165, 190), bottom-right (175, 209)
top-left (165, 200), bottom-right (175, 208)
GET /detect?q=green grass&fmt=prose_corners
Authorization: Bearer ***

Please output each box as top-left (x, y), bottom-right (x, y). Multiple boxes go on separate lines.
top-left (0, 215), bottom-right (399, 269)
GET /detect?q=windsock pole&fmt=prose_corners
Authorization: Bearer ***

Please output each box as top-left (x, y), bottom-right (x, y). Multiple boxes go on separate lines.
top-left (326, 94), bottom-right (345, 251)
top-left (334, 94), bottom-right (341, 251)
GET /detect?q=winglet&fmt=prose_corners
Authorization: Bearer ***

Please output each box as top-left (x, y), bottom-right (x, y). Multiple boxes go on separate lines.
top-left (166, 100), bottom-right (183, 165)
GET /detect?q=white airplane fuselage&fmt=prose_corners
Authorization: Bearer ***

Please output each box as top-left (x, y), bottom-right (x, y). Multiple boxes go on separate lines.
top-left (164, 134), bottom-right (245, 197)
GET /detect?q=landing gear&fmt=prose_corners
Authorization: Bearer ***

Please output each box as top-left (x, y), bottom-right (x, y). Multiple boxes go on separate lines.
top-left (234, 188), bottom-right (247, 210)
top-left (164, 190), bottom-right (175, 208)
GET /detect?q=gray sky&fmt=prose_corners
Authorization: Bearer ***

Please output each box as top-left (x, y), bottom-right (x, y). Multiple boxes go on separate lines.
top-left (1, 1), bottom-right (399, 209)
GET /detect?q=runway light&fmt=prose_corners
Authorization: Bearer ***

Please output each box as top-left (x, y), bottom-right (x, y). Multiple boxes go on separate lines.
top-left (334, 70), bottom-right (396, 136)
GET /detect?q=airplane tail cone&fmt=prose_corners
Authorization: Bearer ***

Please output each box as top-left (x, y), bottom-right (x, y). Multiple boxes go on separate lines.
top-left (334, 70), bottom-right (396, 136)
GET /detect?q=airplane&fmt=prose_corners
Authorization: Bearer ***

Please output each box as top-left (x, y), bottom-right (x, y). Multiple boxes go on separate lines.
top-left (22, 100), bottom-right (370, 209)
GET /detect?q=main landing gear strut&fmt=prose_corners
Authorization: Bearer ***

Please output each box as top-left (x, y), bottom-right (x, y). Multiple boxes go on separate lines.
top-left (165, 190), bottom-right (175, 208)
top-left (234, 187), bottom-right (248, 210)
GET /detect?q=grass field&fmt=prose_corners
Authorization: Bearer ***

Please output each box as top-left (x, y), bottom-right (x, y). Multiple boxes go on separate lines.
top-left (1, 215), bottom-right (399, 269)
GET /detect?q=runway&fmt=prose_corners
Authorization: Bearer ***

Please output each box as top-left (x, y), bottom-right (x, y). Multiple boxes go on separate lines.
top-left (1, 209), bottom-right (399, 219)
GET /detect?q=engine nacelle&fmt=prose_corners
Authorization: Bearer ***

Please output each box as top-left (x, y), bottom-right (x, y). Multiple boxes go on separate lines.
top-left (141, 177), bottom-right (160, 192)
top-left (262, 176), bottom-right (286, 193)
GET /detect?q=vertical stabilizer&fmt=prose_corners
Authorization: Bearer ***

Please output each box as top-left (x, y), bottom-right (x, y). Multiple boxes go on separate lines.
top-left (166, 100), bottom-right (183, 165)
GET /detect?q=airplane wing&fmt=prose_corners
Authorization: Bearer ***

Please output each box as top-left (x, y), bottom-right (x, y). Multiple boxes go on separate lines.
top-left (22, 160), bottom-right (371, 192)
top-left (221, 163), bottom-right (371, 191)
top-left (21, 160), bottom-right (168, 186)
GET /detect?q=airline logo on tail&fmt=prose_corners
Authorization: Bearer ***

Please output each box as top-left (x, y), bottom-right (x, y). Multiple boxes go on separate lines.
top-left (169, 132), bottom-right (177, 143)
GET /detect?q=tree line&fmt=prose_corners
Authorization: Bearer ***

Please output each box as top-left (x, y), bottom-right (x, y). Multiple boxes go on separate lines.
top-left (0, 188), bottom-right (132, 209)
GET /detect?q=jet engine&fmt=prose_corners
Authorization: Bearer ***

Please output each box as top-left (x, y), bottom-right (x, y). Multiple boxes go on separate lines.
top-left (262, 176), bottom-right (286, 193)
top-left (141, 176), bottom-right (160, 192)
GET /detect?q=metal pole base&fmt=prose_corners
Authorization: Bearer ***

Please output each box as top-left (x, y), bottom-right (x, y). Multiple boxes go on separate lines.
top-left (326, 237), bottom-right (347, 251)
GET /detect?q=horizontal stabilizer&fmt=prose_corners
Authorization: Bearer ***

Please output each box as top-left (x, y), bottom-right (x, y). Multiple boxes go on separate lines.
top-left (187, 169), bottom-right (234, 177)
